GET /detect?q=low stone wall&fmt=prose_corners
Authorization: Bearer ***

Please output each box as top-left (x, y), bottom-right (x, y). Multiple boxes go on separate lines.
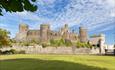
top-left (0, 45), bottom-right (100, 54)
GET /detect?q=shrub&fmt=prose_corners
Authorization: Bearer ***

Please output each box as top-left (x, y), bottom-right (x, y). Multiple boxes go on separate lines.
top-left (9, 49), bottom-right (17, 54)
top-left (65, 39), bottom-right (72, 47)
top-left (42, 43), bottom-right (49, 48)
top-left (50, 39), bottom-right (60, 47)
top-left (1, 49), bottom-right (26, 55)
top-left (2, 50), bottom-right (12, 54)
top-left (18, 50), bottom-right (25, 54)
top-left (75, 42), bottom-right (92, 48)
top-left (58, 39), bottom-right (65, 46)
top-left (1, 49), bottom-right (17, 54)
top-left (76, 42), bottom-right (82, 48)
top-left (0, 28), bottom-right (11, 48)
top-left (50, 39), bottom-right (73, 47)
top-left (0, 50), bottom-right (2, 54)
top-left (23, 42), bottom-right (30, 46)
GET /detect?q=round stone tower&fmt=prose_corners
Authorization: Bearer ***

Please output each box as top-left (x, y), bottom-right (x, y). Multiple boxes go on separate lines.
top-left (61, 24), bottom-right (69, 40)
top-left (99, 34), bottom-right (105, 54)
top-left (79, 26), bottom-right (88, 43)
top-left (40, 24), bottom-right (50, 42)
top-left (19, 23), bottom-right (28, 33)
top-left (17, 23), bottom-right (28, 41)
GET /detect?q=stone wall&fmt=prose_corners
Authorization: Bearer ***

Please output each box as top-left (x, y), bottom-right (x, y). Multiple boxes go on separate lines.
top-left (0, 46), bottom-right (100, 54)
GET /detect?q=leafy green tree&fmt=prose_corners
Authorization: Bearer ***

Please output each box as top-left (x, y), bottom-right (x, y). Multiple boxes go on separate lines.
top-left (58, 39), bottom-right (65, 46)
top-left (76, 41), bottom-right (82, 48)
top-left (50, 39), bottom-right (59, 47)
top-left (76, 41), bottom-right (92, 48)
top-left (0, 0), bottom-right (37, 15)
top-left (41, 42), bottom-right (50, 48)
top-left (0, 28), bottom-right (11, 48)
top-left (31, 40), bottom-right (40, 44)
top-left (50, 39), bottom-right (73, 47)
top-left (64, 39), bottom-right (72, 47)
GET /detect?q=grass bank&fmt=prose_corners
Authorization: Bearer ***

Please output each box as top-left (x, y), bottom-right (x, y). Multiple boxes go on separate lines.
top-left (0, 54), bottom-right (115, 70)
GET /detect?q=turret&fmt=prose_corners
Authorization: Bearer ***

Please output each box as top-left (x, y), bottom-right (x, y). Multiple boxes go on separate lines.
top-left (79, 26), bottom-right (88, 43)
top-left (19, 23), bottom-right (28, 33)
top-left (40, 24), bottom-right (50, 42)
top-left (16, 23), bottom-right (28, 41)
top-left (99, 34), bottom-right (105, 54)
top-left (61, 24), bottom-right (69, 40)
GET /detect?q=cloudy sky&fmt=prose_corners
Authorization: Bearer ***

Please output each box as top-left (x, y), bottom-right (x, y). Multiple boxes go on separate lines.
top-left (0, 0), bottom-right (115, 45)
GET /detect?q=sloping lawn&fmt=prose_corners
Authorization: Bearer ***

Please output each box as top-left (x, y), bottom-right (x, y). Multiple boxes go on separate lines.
top-left (0, 54), bottom-right (115, 70)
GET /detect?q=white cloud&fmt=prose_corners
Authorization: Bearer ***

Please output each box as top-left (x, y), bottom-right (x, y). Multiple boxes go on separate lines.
top-left (42, 0), bottom-right (56, 4)
top-left (1, 0), bottom-right (115, 36)
top-left (106, 0), bottom-right (115, 7)
top-left (96, 0), bottom-right (115, 7)
top-left (110, 10), bottom-right (115, 17)
top-left (110, 12), bottom-right (115, 17)
top-left (15, 0), bottom-right (115, 32)
top-left (0, 23), bottom-right (8, 27)
top-left (16, 11), bottom-right (28, 17)
top-left (95, 25), bottom-right (115, 32)
top-left (36, 0), bottom-right (56, 5)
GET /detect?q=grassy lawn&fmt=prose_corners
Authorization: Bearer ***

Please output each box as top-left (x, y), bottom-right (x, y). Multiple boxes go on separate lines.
top-left (0, 54), bottom-right (115, 70)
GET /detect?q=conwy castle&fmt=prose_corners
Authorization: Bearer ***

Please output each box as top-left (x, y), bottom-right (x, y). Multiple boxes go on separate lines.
top-left (15, 23), bottom-right (105, 53)
top-left (15, 23), bottom-right (104, 43)
top-left (15, 23), bottom-right (105, 45)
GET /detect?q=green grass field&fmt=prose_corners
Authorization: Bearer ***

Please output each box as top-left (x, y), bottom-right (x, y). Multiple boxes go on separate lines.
top-left (0, 54), bottom-right (115, 70)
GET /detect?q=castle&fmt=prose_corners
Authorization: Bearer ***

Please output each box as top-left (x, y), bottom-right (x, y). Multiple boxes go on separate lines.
top-left (15, 23), bottom-right (105, 49)
top-left (15, 23), bottom-right (88, 43)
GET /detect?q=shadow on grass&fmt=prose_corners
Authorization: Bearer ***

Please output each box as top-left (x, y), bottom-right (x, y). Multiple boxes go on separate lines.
top-left (0, 58), bottom-right (107, 70)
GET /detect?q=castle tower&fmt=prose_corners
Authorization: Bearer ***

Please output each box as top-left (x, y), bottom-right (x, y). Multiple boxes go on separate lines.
top-left (99, 34), bottom-right (105, 54)
top-left (61, 24), bottom-right (69, 40)
top-left (64, 24), bottom-right (68, 29)
top-left (16, 23), bottom-right (28, 41)
top-left (19, 23), bottom-right (28, 33)
top-left (40, 24), bottom-right (50, 43)
top-left (79, 26), bottom-right (88, 43)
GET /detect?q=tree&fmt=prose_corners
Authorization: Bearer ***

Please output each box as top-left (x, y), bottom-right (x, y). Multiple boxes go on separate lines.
top-left (50, 39), bottom-right (59, 47)
top-left (0, 28), bottom-right (11, 48)
top-left (50, 39), bottom-right (73, 47)
top-left (76, 41), bottom-right (92, 48)
top-left (64, 39), bottom-right (72, 46)
top-left (0, 0), bottom-right (37, 15)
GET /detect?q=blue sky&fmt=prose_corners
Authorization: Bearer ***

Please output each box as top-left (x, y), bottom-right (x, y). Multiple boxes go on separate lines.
top-left (0, 0), bottom-right (115, 45)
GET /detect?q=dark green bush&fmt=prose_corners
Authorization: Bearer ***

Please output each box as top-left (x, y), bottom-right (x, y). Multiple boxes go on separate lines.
top-left (76, 42), bottom-right (92, 48)
top-left (18, 50), bottom-right (25, 54)
top-left (1, 49), bottom-right (26, 54)
top-left (65, 39), bottom-right (72, 47)
top-left (42, 43), bottom-right (49, 48)
top-left (2, 50), bottom-right (12, 54)
top-left (0, 50), bottom-right (2, 54)
top-left (50, 39), bottom-right (73, 47)
top-left (22, 42), bottom-right (28, 46)
top-left (50, 39), bottom-right (60, 47)
top-left (9, 49), bottom-right (17, 54)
